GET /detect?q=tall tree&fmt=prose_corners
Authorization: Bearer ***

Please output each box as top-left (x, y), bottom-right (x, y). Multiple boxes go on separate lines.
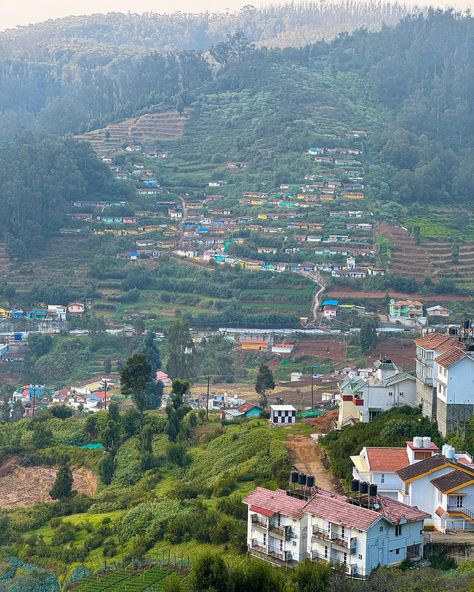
top-left (136, 331), bottom-right (161, 373)
top-left (120, 353), bottom-right (152, 418)
top-left (166, 319), bottom-right (195, 379)
top-left (50, 458), bottom-right (74, 500)
top-left (255, 363), bottom-right (275, 409)
top-left (359, 317), bottom-right (379, 354)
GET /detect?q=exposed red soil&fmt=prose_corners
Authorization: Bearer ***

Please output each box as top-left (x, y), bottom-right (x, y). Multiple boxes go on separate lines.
top-left (294, 338), bottom-right (348, 361)
top-left (286, 434), bottom-right (339, 492)
top-left (368, 337), bottom-right (416, 370)
top-left (305, 409), bottom-right (339, 433)
top-left (0, 458), bottom-right (97, 509)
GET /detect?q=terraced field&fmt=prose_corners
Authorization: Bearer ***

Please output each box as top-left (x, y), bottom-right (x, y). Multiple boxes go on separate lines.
top-left (422, 239), bottom-right (474, 289)
top-left (379, 223), bottom-right (432, 282)
top-left (75, 110), bottom-right (190, 154)
top-left (71, 566), bottom-right (174, 591)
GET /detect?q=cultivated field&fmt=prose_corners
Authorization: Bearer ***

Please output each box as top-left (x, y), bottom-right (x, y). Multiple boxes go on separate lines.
top-left (75, 110), bottom-right (190, 154)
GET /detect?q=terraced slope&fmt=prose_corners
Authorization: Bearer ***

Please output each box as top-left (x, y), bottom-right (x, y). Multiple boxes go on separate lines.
top-left (75, 110), bottom-right (190, 154)
top-left (422, 240), bottom-right (474, 289)
top-left (379, 224), bottom-right (432, 282)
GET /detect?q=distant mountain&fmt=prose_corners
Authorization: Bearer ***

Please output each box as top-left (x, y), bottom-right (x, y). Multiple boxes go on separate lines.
top-left (0, 2), bottom-right (413, 60)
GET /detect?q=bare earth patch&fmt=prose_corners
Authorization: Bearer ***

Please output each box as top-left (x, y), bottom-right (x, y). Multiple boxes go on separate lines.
top-left (0, 458), bottom-right (97, 509)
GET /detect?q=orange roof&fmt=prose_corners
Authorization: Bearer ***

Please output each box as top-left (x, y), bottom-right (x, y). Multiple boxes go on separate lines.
top-left (241, 340), bottom-right (268, 346)
top-left (366, 448), bottom-right (409, 472)
top-left (435, 347), bottom-right (467, 369)
top-left (394, 300), bottom-right (422, 306)
top-left (414, 333), bottom-right (452, 351)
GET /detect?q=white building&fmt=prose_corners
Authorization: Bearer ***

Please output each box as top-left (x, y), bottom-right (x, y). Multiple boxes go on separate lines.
top-left (270, 405), bottom-right (296, 425)
top-left (397, 446), bottom-right (474, 531)
top-left (434, 347), bottom-right (474, 437)
top-left (351, 438), bottom-right (440, 500)
top-left (337, 360), bottom-right (416, 428)
top-left (243, 486), bottom-right (428, 577)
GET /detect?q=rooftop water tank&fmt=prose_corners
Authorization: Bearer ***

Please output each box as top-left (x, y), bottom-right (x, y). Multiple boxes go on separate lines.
top-left (307, 475), bottom-right (315, 488)
top-left (351, 479), bottom-right (360, 492)
top-left (413, 436), bottom-right (423, 448)
top-left (298, 473), bottom-right (307, 486)
top-left (290, 471), bottom-right (299, 484)
top-left (369, 484), bottom-right (378, 497)
top-left (423, 436), bottom-right (431, 448)
top-left (359, 481), bottom-right (368, 494)
top-left (446, 445), bottom-right (455, 460)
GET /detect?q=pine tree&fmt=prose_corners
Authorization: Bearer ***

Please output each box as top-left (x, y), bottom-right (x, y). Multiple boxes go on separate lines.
top-left (255, 363), bottom-right (275, 409)
top-left (50, 458), bottom-right (73, 500)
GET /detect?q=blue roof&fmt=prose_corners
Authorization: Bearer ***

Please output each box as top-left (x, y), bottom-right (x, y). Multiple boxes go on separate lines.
top-left (322, 299), bottom-right (339, 306)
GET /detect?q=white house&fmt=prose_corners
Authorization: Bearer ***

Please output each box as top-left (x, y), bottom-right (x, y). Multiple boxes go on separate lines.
top-left (351, 437), bottom-right (440, 500)
top-left (243, 486), bottom-right (428, 577)
top-left (337, 360), bottom-right (416, 428)
top-left (397, 447), bottom-right (474, 531)
top-left (434, 347), bottom-right (474, 437)
top-left (351, 447), bottom-right (409, 499)
top-left (270, 405), bottom-right (296, 425)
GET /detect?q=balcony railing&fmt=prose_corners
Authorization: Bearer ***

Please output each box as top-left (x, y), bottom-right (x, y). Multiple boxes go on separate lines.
top-left (269, 523), bottom-right (287, 537)
top-left (447, 505), bottom-right (474, 521)
top-left (268, 546), bottom-right (286, 561)
top-left (251, 539), bottom-right (266, 553)
top-left (310, 551), bottom-right (357, 575)
top-left (312, 527), bottom-right (356, 551)
top-left (251, 515), bottom-right (268, 528)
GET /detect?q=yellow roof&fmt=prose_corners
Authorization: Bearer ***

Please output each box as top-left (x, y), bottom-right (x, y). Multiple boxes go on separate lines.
top-left (350, 455), bottom-right (369, 473)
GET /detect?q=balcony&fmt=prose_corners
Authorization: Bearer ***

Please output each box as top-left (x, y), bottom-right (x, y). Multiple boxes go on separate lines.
top-left (312, 527), bottom-right (356, 552)
top-left (269, 523), bottom-right (288, 538)
top-left (251, 539), bottom-right (266, 553)
top-left (251, 515), bottom-right (268, 529)
top-left (268, 546), bottom-right (286, 562)
top-left (310, 551), bottom-right (357, 575)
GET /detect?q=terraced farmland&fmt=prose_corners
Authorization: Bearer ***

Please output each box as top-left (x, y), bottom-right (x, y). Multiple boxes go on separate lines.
top-left (379, 223), bottom-right (432, 282)
top-left (75, 110), bottom-right (190, 154)
top-left (423, 239), bottom-right (474, 289)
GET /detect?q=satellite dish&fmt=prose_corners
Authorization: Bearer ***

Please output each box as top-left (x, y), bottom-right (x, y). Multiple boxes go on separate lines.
top-left (373, 503), bottom-right (380, 510)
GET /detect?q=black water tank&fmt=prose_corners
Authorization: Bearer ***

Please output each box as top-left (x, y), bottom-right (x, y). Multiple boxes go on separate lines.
top-left (298, 473), bottom-right (307, 486)
top-left (369, 484), bottom-right (378, 497)
top-left (351, 479), bottom-right (360, 492)
top-left (359, 481), bottom-right (368, 494)
top-left (307, 475), bottom-right (315, 488)
top-left (291, 471), bottom-right (299, 484)
top-left (464, 318), bottom-right (471, 329)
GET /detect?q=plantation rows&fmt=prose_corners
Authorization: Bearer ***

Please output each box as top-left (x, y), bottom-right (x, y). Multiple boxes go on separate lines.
top-left (72, 566), bottom-right (171, 592)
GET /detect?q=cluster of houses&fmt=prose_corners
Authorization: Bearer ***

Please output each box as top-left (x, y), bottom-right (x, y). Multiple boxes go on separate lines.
top-left (336, 322), bottom-right (474, 437)
top-left (0, 301), bottom-right (88, 321)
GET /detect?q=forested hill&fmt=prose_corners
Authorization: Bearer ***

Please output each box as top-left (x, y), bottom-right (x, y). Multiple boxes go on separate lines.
top-left (0, 2), bottom-right (412, 58)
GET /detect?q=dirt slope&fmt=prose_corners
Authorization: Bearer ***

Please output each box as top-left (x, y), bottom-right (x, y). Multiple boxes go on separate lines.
top-left (286, 434), bottom-right (339, 493)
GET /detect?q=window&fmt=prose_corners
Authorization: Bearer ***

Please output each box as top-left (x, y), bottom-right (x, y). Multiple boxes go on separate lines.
top-left (388, 391), bottom-right (393, 397)
top-left (343, 553), bottom-right (347, 564)
top-left (341, 526), bottom-right (345, 538)
top-left (381, 474), bottom-right (385, 484)
top-left (279, 540), bottom-right (283, 551)
top-left (395, 525), bottom-right (402, 536)
top-left (324, 546), bottom-right (328, 559)
top-left (379, 526), bottom-right (384, 532)
top-left (293, 541), bottom-right (297, 547)
top-left (263, 534), bottom-right (267, 545)
top-left (277, 515), bottom-right (281, 527)
top-left (396, 549), bottom-right (400, 555)
top-left (358, 554), bottom-right (363, 560)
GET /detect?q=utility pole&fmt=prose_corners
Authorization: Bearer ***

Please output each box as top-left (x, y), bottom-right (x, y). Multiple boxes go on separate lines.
top-left (311, 369), bottom-right (314, 410)
top-left (102, 378), bottom-right (109, 411)
top-left (206, 375), bottom-right (210, 421)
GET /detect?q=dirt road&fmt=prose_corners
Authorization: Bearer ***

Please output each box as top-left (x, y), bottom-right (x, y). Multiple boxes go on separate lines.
top-left (286, 434), bottom-right (338, 493)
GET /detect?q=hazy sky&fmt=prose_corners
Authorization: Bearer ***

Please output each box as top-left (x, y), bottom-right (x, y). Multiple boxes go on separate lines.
top-left (1, 0), bottom-right (472, 31)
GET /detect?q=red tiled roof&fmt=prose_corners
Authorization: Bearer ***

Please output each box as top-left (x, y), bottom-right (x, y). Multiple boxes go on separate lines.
top-left (406, 440), bottom-right (440, 452)
top-left (238, 403), bottom-right (261, 413)
top-left (414, 333), bottom-right (452, 350)
top-left (250, 505), bottom-right (274, 517)
top-left (435, 347), bottom-right (468, 369)
top-left (365, 448), bottom-right (409, 472)
top-left (243, 488), bottom-right (307, 520)
top-left (394, 300), bottom-right (422, 306)
top-left (431, 470), bottom-right (474, 493)
top-left (375, 495), bottom-right (430, 524)
top-left (244, 487), bottom-right (428, 531)
top-left (435, 506), bottom-right (445, 518)
top-left (304, 494), bottom-right (381, 531)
